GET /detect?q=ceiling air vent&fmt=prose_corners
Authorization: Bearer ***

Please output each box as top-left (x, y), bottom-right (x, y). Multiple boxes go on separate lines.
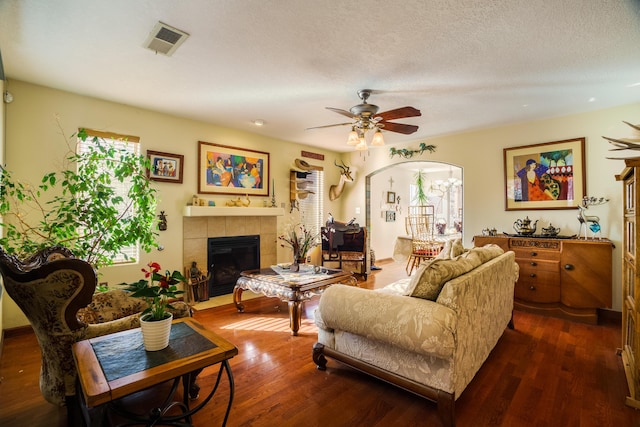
top-left (144, 22), bottom-right (189, 56)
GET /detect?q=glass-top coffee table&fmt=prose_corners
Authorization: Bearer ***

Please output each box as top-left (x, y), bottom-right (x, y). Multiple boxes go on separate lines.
top-left (234, 266), bottom-right (357, 336)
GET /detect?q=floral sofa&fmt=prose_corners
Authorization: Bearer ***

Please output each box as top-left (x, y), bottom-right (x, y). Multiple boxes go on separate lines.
top-left (313, 243), bottom-right (519, 427)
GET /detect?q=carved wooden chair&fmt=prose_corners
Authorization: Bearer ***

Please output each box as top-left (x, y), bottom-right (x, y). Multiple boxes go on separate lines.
top-left (0, 245), bottom-right (193, 408)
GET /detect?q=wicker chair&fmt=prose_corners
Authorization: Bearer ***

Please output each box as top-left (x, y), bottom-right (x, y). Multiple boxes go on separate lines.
top-left (405, 207), bottom-right (443, 275)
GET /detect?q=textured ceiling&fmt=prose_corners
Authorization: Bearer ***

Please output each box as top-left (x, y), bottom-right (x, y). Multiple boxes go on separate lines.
top-left (1, 0), bottom-right (639, 152)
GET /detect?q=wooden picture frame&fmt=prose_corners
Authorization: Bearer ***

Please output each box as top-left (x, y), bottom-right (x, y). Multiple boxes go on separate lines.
top-left (147, 150), bottom-right (184, 183)
top-left (504, 137), bottom-right (585, 210)
top-left (198, 141), bottom-right (270, 196)
top-left (386, 191), bottom-right (396, 204)
top-left (385, 211), bottom-right (396, 222)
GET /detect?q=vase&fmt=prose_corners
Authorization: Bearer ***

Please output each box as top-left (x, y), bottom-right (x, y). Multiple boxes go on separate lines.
top-left (140, 312), bottom-right (173, 351)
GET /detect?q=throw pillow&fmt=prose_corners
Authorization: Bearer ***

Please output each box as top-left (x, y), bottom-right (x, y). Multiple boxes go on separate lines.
top-left (450, 238), bottom-right (465, 257)
top-left (435, 238), bottom-right (466, 260)
top-left (410, 255), bottom-right (480, 301)
top-left (435, 239), bottom-right (453, 259)
top-left (469, 244), bottom-right (504, 263)
top-left (404, 258), bottom-right (437, 295)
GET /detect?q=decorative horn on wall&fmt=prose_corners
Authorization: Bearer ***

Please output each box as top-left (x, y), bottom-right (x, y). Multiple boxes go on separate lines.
top-left (329, 160), bottom-right (353, 201)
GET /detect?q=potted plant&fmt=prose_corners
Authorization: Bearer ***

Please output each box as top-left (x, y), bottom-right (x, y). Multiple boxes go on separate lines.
top-left (278, 223), bottom-right (320, 272)
top-left (414, 169), bottom-right (429, 206)
top-left (0, 128), bottom-right (158, 268)
top-left (123, 262), bottom-right (186, 350)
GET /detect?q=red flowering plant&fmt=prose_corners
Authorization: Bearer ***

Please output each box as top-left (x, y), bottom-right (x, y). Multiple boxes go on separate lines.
top-left (124, 262), bottom-right (186, 321)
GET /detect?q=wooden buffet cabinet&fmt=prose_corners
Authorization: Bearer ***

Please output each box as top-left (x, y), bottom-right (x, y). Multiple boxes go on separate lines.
top-left (617, 158), bottom-right (640, 409)
top-left (474, 235), bottom-right (612, 325)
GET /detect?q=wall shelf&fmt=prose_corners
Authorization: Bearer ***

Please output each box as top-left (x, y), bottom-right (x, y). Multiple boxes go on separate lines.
top-left (183, 206), bottom-right (285, 217)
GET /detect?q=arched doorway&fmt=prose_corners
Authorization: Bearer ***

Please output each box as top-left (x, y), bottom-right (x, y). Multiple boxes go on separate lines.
top-left (365, 161), bottom-right (463, 264)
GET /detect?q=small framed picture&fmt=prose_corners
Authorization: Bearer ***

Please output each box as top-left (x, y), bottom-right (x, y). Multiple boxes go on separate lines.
top-left (386, 191), bottom-right (396, 204)
top-left (147, 150), bottom-right (184, 183)
top-left (385, 211), bottom-right (396, 222)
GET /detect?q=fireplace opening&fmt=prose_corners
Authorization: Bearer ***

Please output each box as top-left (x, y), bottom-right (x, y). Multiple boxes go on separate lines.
top-left (208, 235), bottom-right (260, 297)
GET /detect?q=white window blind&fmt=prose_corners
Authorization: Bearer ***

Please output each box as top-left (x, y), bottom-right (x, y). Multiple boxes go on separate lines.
top-left (77, 129), bottom-right (140, 264)
top-left (298, 169), bottom-right (324, 242)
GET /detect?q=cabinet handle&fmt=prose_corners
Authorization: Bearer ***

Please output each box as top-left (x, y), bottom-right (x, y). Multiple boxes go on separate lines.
top-left (530, 261), bottom-right (537, 266)
top-left (531, 252), bottom-right (537, 256)
top-left (564, 264), bottom-right (574, 270)
top-left (529, 285), bottom-right (536, 291)
top-left (529, 273), bottom-right (536, 278)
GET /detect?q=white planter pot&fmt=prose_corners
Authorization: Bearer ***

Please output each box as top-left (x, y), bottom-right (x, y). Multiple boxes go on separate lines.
top-left (140, 313), bottom-right (173, 351)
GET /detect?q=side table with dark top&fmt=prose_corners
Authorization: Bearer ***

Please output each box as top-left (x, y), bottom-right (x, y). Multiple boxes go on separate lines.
top-left (234, 267), bottom-right (357, 336)
top-left (72, 318), bottom-right (238, 427)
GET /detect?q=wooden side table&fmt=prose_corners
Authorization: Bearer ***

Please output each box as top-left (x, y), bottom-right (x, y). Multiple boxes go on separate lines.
top-left (72, 318), bottom-right (238, 426)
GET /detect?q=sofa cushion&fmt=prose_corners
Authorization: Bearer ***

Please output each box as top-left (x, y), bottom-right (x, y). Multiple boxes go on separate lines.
top-left (435, 238), bottom-right (465, 260)
top-left (409, 256), bottom-right (480, 300)
top-left (317, 284), bottom-right (457, 359)
top-left (409, 244), bottom-right (505, 301)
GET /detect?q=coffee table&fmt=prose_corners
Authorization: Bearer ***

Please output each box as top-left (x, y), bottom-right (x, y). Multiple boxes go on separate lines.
top-left (72, 318), bottom-right (238, 427)
top-left (234, 266), bottom-right (357, 336)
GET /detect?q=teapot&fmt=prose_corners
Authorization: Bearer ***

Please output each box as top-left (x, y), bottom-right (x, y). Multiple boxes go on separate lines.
top-left (513, 216), bottom-right (538, 235)
top-left (542, 223), bottom-right (560, 236)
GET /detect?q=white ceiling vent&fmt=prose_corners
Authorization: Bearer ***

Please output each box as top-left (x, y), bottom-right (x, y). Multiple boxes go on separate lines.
top-left (144, 22), bottom-right (189, 56)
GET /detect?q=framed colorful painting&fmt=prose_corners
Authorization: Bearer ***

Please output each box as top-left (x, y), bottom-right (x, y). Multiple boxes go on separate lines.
top-left (147, 150), bottom-right (184, 183)
top-left (503, 137), bottom-right (585, 210)
top-left (198, 141), bottom-right (270, 196)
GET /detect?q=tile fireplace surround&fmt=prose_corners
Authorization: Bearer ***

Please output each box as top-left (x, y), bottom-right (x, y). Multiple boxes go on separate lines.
top-left (182, 207), bottom-right (283, 285)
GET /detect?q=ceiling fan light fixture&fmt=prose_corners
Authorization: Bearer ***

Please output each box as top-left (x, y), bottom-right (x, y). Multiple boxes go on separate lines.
top-left (346, 128), bottom-right (360, 145)
top-left (355, 138), bottom-right (368, 151)
top-left (371, 129), bottom-right (385, 146)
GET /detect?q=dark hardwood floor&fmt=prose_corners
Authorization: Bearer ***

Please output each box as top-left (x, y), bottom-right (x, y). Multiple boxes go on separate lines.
top-left (1, 258), bottom-right (638, 426)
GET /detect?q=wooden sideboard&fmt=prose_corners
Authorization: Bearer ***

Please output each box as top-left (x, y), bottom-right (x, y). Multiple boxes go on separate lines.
top-left (474, 235), bottom-right (613, 324)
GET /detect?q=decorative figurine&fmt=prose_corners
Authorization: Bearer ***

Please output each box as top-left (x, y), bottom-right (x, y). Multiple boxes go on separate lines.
top-left (577, 196), bottom-right (609, 239)
top-left (158, 211), bottom-right (167, 231)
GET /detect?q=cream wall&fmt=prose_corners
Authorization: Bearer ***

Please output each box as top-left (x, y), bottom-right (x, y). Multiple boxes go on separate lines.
top-left (2, 79), bottom-right (346, 329)
top-left (342, 102), bottom-right (640, 313)
top-left (2, 78), bottom-right (637, 327)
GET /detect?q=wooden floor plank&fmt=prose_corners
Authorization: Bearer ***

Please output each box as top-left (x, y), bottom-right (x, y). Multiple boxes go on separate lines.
top-left (1, 258), bottom-right (639, 426)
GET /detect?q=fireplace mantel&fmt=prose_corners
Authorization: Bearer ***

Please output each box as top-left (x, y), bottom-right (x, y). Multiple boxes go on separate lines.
top-left (183, 206), bottom-right (285, 217)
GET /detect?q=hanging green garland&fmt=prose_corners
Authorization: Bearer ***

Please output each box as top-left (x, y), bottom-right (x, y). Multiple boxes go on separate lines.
top-left (389, 142), bottom-right (436, 159)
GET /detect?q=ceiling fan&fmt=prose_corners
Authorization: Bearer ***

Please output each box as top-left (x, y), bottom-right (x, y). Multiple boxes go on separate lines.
top-left (307, 89), bottom-right (421, 148)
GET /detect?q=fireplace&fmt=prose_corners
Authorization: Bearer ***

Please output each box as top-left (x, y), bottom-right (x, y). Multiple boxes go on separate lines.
top-left (208, 235), bottom-right (260, 297)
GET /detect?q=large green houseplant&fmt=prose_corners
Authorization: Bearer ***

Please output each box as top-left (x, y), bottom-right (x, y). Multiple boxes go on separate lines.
top-left (0, 128), bottom-right (158, 268)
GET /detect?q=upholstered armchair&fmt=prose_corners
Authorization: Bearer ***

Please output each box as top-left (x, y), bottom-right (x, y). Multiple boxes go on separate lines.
top-left (0, 246), bottom-right (192, 407)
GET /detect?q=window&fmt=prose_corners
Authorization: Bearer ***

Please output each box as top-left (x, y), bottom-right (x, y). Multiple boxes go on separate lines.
top-left (77, 129), bottom-right (141, 264)
top-left (298, 169), bottom-right (324, 241)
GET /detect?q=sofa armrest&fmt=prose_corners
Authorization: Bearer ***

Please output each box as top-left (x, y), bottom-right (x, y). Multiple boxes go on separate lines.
top-left (317, 284), bottom-right (457, 359)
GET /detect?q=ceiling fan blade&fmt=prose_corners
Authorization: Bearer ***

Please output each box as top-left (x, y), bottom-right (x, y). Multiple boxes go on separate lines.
top-left (379, 121), bottom-right (419, 135)
top-left (326, 107), bottom-right (357, 119)
top-left (306, 122), bottom-right (353, 130)
top-left (376, 106), bottom-right (421, 121)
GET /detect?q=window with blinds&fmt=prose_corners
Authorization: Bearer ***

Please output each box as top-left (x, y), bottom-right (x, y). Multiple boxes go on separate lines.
top-left (298, 169), bottom-right (324, 242)
top-left (77, 129), bottom-right (140, 264)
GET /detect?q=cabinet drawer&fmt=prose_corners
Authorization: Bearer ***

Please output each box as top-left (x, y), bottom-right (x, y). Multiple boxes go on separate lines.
top-left (512, 248), bottom-right (560, 261)
top-left (515, 279), bottom-right (561, 303)
top-left (517, 258), bottom-right (560, 274)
